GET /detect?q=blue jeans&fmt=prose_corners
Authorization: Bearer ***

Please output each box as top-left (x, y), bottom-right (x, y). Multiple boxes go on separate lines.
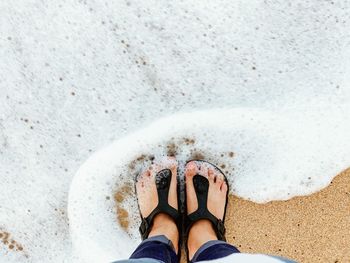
top-left (113, 235), bottom-right (240, 263)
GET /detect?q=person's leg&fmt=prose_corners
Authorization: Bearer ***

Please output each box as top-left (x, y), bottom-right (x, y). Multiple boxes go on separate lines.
top-left (190, 240), bottom-right (239, 262)
top-left (129, 158), bottom-right (179, 263)
top-left (185, 161), bottom-right (240, 262)
top-left (127, 235), bottom-right (177, 263)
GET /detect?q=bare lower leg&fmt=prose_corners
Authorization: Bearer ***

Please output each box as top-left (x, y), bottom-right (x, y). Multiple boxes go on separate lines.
top-left (149, 213), bottom-right (179, 253)
top-left (136, 158), bottom-right (179, 255)
top-left (188, 220), bottom-right (217, 259)
top-left (185, 161), bottom-right (228, 260)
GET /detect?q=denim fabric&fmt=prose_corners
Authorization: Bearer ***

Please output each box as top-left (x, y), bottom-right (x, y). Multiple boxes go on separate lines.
top-left (112, 235), bottom-right (177, 263)
top-left (191, 240), bottom-right (240, 263)
top-left (113, 236), bottom-right (296, 263)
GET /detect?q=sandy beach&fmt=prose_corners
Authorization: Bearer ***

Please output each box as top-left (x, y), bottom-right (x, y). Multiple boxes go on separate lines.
top-left (226, 168), bottom-right (350, 263)
top-left (116, 168), bottom-right (350, 263)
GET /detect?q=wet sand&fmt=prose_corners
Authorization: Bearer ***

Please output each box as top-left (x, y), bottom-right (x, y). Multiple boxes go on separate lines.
top-left (225, 168), bottom-right (350, 263)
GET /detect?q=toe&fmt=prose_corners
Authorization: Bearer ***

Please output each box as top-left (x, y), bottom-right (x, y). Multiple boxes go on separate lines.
top-left (167, 156), bottom-right (177, 166)
top-left (216, 174), bottom-right (224, 186)
top-left (198, 163), bottom-right (209, 178)
top-left (221, 181), bottom-right (228, 193)
top-left (144, 169), bottom-right (151, 177)
top-left (150, 162), bottom-right (159, 174)
top-left (168, 158), bottom-right (178, 176)
top-left (185, 161), bottom-right (197, 178)
top-left (208, 168), bottom-right (215, 184)
top-left (140, 169), bottom-right (151, 178)
top-left (167, 158), bottom-right (178, 185)
top-left (136, 169), bottom-right (150, 185)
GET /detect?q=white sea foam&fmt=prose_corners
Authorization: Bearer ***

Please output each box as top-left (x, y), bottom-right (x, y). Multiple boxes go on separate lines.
top-left (68, 107), bottom-right (350, 262)
top-left (1, 0), bottom-right (350, 262)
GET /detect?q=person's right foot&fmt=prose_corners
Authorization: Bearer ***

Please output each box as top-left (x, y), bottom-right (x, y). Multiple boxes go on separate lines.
top-left (136, 157), bottom-right (179, 253)
top-left (185, 161), bottom-right (228, 260)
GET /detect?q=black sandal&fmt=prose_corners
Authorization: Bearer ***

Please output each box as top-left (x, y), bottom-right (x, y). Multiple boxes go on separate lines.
top-left (184, 160), bottom-right (229, 261)
top-left (136, 168), bottom-right (181, 257)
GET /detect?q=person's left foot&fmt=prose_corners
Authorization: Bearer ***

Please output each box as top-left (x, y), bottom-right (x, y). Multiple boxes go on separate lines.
top-left (136, 157), bottom-right (179, 253)
top-left (185, 161), bottom-right (228, 260)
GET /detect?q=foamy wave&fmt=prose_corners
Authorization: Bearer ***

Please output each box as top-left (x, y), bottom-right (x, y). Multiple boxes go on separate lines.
top-left (68, 107), bottom-right (350, 262)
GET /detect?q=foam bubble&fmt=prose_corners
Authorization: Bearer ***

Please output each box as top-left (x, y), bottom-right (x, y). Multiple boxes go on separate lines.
top-left (68, 107), bottom-right (350, 262)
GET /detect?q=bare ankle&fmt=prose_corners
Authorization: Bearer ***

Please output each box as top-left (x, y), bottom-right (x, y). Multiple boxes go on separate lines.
top-left (149, 214), bottom-right (179, 253)
top-left (188, 220), bottom-right (217, 259)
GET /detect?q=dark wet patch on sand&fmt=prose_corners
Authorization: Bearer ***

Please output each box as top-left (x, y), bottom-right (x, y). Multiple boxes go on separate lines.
top-left (128, 154), bottom-right (154, 173)
top-left (166, 142), bottom-right (178, 157)
top-left (114, 183), bottom-right (133, 231)
top-left (117, 207), bottom-right (130, 229)
top-left (0, 229), bottom-right (27, 257)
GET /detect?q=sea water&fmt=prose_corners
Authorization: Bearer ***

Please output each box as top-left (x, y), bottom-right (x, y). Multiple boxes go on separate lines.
top-left (68, 107), bottom-right (350, 262)
top-left (0, 0), bottom-right (350, 262)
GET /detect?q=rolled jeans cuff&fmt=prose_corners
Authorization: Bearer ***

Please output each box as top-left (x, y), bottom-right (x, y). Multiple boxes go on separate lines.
top-left (191, 240), bottom-right (240, 263)
top-left (141, 235), bottom-right (176, 252)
